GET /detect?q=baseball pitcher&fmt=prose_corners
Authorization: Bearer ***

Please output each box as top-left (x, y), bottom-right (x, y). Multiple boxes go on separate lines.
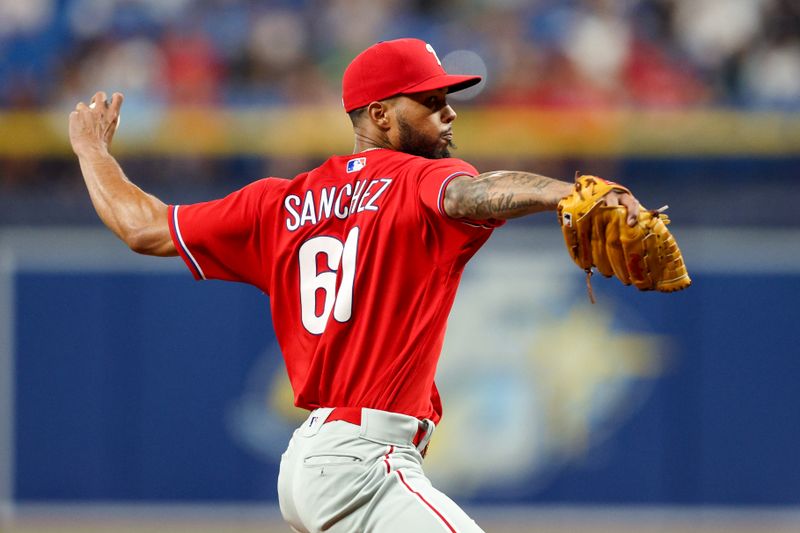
top-left (69, 38), bottom-right (688, 533)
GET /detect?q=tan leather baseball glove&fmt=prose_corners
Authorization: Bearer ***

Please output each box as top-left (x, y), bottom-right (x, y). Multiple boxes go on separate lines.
top-left (557, 175), bottom-right (691, 301)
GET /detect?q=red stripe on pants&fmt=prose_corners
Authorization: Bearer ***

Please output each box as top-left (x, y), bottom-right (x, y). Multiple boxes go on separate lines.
top-left (396, 470), bottom-right (457, 533)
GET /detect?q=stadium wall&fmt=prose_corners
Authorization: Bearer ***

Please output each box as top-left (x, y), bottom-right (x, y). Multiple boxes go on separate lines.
top-left (1, 225), bottom-right (798, 506)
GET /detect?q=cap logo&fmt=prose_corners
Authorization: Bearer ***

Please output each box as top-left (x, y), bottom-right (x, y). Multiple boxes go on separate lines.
top-left (425, 43), bottom-right (442, 66)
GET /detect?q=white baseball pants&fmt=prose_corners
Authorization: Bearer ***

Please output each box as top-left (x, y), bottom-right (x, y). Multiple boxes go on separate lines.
top-left (278, 407), bottom-right (484, 533)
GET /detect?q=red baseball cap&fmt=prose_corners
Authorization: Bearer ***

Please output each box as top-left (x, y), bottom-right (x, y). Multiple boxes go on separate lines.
top-left (342, 38), bottom-right (482, 112)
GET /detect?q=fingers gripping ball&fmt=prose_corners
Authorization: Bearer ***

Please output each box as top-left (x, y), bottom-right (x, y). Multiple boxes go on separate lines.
top-left (557, 175), bottom-right (691, 300)
top-left (89, 100), bottom-right (121, 131)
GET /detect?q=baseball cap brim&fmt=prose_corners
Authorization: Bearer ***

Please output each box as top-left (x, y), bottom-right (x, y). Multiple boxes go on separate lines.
top-left (401, 73), bottom-right (482, 96)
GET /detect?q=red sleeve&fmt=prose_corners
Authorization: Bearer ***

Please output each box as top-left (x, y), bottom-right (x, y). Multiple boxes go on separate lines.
top-left (417, 158), bottom-right (505, 229)
top-left (168, 179), bottom-right (274, 291)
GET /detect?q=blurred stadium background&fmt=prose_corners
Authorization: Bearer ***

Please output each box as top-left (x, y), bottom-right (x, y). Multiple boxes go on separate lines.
top-left (1, 0), bottom-right (800, 532)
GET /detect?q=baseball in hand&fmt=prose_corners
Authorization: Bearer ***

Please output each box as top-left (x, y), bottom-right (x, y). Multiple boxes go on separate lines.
top-left (89, 101), bottom-right (121, 130)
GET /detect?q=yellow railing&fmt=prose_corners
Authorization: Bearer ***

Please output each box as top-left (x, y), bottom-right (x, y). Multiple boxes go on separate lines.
top-left (2, 107), bottom-right (799, 157)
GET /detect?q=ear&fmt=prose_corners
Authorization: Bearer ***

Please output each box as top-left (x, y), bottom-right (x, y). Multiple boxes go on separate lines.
top-left (366, 101), bottom-right (392, 130)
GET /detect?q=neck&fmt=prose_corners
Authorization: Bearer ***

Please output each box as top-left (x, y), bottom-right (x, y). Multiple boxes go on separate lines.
top-left (352, 130), bottom-right (394, 154)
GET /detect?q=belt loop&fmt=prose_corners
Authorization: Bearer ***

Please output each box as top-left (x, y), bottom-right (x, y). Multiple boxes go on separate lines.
top-left (416, 419), bottom-right (435, 454)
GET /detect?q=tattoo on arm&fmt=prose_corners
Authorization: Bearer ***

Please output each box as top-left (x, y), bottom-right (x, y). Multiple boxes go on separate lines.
top-left (448, 171), bottom-right (573, 220)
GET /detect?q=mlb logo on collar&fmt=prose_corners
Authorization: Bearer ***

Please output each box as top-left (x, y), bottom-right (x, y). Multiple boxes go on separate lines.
top-left (346, 157), bottom-right (366, 173)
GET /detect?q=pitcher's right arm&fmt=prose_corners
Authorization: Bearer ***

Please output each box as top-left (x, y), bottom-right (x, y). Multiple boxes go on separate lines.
top-left (69, 91), bottom-right (176, 256)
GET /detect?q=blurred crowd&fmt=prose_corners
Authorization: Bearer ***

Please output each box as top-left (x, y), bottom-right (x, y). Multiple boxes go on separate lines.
top-left (1, 0), bottom-right (800, 110)
top-left (1, 0), bottom-right (799, 228)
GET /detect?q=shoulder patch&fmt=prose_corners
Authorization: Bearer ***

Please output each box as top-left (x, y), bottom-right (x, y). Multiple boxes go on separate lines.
top-left (346, 157), bottom-right (366, 173)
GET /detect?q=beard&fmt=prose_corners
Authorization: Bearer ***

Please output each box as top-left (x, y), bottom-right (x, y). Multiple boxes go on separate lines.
top-left (397, 117), bottom-right (454, 159)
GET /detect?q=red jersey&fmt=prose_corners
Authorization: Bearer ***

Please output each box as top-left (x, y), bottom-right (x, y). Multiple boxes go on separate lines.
top-left (168, 149), bottom-right (502, 423)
